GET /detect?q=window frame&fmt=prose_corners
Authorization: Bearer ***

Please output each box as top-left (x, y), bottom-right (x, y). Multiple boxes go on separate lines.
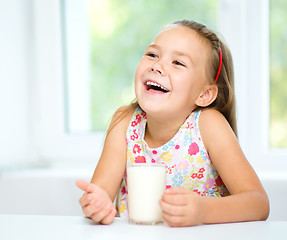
top-left (220, 0), bottom-right (287, 172)
top-left (33, 0), bottom-right (287, 171)
top-left (32, 0), bottom-right (104, 166)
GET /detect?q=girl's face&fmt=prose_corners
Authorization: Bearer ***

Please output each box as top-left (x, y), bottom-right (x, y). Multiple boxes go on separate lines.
top-left (134, 25), bottom-right (211, 120)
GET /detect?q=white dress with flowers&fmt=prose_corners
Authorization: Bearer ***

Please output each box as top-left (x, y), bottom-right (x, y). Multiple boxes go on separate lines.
top-left (117, 107), bottom-right (229, 217)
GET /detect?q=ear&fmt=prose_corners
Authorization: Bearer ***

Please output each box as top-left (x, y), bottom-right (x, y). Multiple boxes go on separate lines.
top-left (195, 84), bottom-right (218, 107)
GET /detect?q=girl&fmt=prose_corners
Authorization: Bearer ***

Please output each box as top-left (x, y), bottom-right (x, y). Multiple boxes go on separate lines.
top-left (76, 20), bottom-right (269, 227)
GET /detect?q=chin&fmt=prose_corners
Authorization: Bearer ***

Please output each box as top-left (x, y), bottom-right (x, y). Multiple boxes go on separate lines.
top-left (138, 103), bottom-right (167, 119)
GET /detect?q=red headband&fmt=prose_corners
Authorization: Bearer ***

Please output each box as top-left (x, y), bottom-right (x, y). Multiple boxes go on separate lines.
top-left (214, 47), bottom-right (222, 83)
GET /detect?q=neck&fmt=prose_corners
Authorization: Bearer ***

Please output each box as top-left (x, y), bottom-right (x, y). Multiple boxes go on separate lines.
top-left (144, 113), bottom-right (189, 148)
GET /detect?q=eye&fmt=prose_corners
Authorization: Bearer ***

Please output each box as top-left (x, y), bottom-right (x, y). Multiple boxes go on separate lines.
top-left (145, 52), bottom-right (158, 58)
top-left (173, 60), bottom-right (186, 67)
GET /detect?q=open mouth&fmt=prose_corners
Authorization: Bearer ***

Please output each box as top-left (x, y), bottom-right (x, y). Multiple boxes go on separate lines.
top-left (145, 81), bottom-right (169, 93)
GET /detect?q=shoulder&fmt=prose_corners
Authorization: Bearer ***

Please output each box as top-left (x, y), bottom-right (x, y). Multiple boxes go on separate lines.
top-left (199, 108), bottom-right (229, 127)
top-left (101, 105), bottom-right (135, 161)
top-left (108, 104), bottom-right (136, 134)
top-left (113, 104), bottom-right (136, 120)
top-left (198, 108), bottom-right (236, 152)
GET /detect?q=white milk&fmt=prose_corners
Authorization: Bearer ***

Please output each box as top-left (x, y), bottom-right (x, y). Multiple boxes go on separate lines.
top-left (127, 163), bottom-right (166, 224)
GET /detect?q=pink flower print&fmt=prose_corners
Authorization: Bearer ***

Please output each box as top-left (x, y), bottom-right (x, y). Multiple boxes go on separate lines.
top-left (136, 114), bottom-right (141, 123)
top-left (130, 129), bottom-right (138, 141)
top-left (191, 173), bottom-right (198, 179)
top-left (152, 150), bottom-right (157, 154)
top-left (131, 121), bottom-right (137, 127)
top-left (131, 114), bottom-right (142, 127)
top-left (198, 173), bottom-right (204, 179)
top-left (166, 185), bottom-right (171, 189)
top-left (177, 160), bottom-right (189, 171)
top-left (151, 159), bottom-right (156, 163)
top-left (175, 145), bottom-right (180, 150)
top-left (188, 142), bottom-right (199, 156)
top-left (133, 129), bottom-right (138, 139)
top-left (167, 165), bottom-right (176, 174)
top-left (187, 122), bottom-right (192, 129)
top-left (199, 167), bottom-right (205, 173)
top-left (133, 144), bottom-right (141, 154)
top-left (193, 189), bottom-right (200, 195)
top-left (203, 178), bottom-right (215, 190)
top-left (135, 156), bottom-right (146, 163)
top-left (121, 186), bottom-right (127, 195)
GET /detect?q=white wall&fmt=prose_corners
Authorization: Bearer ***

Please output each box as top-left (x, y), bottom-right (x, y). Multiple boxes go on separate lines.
top-left (260, 173), bottom-right (287, 221)
top-left (0, 170), bottom-right (286, 221)
top-left (0, 0), bottom-right (286, 221)
top-left (0, 0), bottom-right (34, 167)
top-left (0, 169), bottom-right (88, 216)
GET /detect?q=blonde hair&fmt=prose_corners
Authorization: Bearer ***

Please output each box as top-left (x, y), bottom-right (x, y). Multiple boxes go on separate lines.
top-left (108, 20), bottom-right (237, 137)
top-left (172, 20), bottom-right (237, 136)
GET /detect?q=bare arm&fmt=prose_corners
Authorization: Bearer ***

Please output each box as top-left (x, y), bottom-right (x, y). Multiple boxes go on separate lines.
top-left (160, 109), bottom-right (269, 226)
top-left (199, 109), bottom-right (269, 223)
top-left (76, 106), bottom-right (133, 224)
top-left (90, 106), bottom-right (132, 201)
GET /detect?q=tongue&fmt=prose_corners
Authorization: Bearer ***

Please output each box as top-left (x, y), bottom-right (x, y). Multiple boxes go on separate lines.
top-left (149, 85), bottom-right (168, 93)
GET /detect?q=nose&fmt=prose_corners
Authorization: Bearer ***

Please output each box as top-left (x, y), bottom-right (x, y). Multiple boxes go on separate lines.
top-left (150, 61), bottom-right (165, 75)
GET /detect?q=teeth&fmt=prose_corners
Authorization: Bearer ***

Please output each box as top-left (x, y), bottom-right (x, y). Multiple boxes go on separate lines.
top-left (146, 81), bottom-right (168, 92)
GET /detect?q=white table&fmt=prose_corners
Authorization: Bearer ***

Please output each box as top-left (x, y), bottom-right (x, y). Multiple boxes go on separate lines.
top-left (0, 214), bottom-right (286, 240)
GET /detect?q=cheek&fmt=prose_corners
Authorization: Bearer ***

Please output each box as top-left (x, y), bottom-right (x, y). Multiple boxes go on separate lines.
top-left (134, 61), bottom-right (144, 81)
top-left (171, 73), bottom-right (193, 90)
top-left (134, 68), bottom-right (143, 98)
top-left (134, 61), bottom-right (147, 88)
top-left (134, 66), bottom-right (141, 81)
top-left (134, 69), bottom-right (141, 90)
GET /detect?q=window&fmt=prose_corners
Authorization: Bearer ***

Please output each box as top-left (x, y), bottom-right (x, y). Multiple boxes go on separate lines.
top-left (33, 0), bottom-right (287, 171)
top-left (269, 0), bottom-right (287, 148)
top-left (63, 0), bottom-right (218, 133)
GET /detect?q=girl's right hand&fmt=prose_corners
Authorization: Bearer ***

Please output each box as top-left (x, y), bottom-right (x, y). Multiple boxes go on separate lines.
top-left (75, 179), bottom-right (117, 225)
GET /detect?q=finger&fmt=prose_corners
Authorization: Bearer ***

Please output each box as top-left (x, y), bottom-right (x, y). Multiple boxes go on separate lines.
top-left (161, 192), bottom-right (186, 205)
top-left (164, 187), bottom-right (190, 195)
top-left (162, 208), bottom-right (188, 227)
top-left (159, 199), bottom-right (185, 216)
top-left (100, 208), bottom-right (117, 225)
top-left (79, 193), bottom-right (89, 208)
top-left (162, 213), bottom-right (185, 227)
top-left (82, 200), bottom-right (103, 218)
top-left (90, 202), bottom-right (115, 223)
top-left (80, 192), bottom-right (98, 208)
top-left (76, 179), bottom-right (90, 192)
top-left (75, 179), bottom-right (98, 193)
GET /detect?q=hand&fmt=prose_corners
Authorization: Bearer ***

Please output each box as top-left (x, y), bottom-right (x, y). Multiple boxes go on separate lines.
top-left (75, 179), bottom-right (117, 225)
top-left (159, 187), bottom-right (204, 227)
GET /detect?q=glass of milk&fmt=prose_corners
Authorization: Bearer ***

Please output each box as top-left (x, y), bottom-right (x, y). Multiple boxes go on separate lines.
top-left (127, 162), bottom-right (166, 225)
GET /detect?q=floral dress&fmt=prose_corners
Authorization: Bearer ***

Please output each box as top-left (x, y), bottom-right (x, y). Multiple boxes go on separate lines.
top-left (117, 107), bottom-right (229, 217)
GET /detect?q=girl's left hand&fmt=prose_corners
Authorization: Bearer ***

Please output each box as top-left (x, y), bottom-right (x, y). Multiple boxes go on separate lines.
top-left (159, 187), bottom-right (204, 227)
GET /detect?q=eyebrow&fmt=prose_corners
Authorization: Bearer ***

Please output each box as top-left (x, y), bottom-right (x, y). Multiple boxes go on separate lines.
top-left (146, 44), bottom-right (159, 51)
top-left (173, 50), bottom-right (194, 64)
